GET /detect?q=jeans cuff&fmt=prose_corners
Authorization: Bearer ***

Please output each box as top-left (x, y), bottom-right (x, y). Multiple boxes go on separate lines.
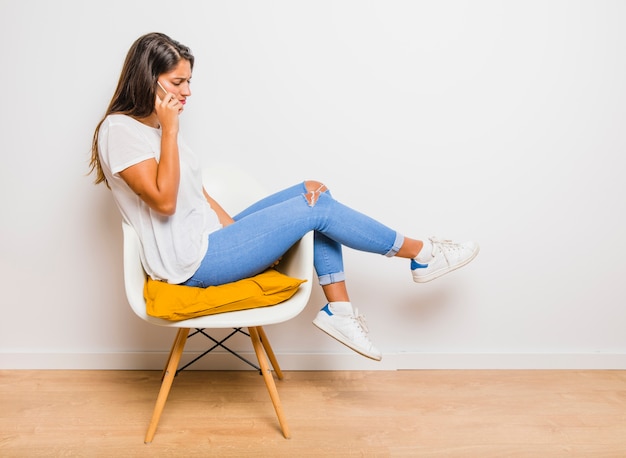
top-left (318, 271), bottom-right (346, 286)
top-left (384, 232), bottom-right (404, 257)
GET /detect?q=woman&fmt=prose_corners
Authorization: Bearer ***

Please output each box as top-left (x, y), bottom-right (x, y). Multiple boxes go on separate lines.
top-left (90, 32), bottom-right (479, 361)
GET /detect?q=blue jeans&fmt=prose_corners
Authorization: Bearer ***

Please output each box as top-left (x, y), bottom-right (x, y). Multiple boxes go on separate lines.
top-left (181, 182), bottom-right (404, 287)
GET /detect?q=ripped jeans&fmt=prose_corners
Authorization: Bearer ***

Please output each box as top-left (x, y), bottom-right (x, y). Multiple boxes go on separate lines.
top-left (181, 182), bottom-right (404, 288)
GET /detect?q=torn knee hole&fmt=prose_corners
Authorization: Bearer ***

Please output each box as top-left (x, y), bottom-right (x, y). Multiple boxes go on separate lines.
top-left (304, 181), bottom-right (327, 207)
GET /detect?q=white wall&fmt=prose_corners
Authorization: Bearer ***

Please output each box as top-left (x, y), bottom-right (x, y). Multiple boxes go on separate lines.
top-left (1, 0), bottom-right (625, 370)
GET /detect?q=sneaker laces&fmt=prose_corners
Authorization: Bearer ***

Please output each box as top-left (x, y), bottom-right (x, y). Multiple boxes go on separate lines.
top-left (430, 236), bottom-right (463, 256)
top-left (352, 308), bottom-right (370, 336)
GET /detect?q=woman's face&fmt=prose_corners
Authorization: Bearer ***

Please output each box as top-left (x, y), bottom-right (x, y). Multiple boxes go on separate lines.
top-left (156, 59), bottom-right (192, 110)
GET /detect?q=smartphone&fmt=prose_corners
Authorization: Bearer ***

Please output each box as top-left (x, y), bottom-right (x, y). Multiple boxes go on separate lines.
top-left (156, 81), bottom-right (168, 98)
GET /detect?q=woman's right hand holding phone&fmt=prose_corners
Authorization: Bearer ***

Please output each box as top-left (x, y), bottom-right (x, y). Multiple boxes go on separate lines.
top-left (155, 81), bottom-right (180, 134)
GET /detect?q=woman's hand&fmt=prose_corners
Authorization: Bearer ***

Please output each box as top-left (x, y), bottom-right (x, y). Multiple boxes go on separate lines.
top-left (203, 188), bottom-right (235, 226)
top-left (155, 90), bottom-right (181, 134)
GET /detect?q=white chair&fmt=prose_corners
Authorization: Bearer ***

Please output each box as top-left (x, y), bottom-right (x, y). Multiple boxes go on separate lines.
top-left (122, 165), bottom-right (314, 443)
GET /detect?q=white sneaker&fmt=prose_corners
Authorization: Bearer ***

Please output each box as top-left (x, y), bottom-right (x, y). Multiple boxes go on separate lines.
top-left (312, 302), bottom-right (382, 361)
top-left (412, 237), bottom-right (479, 283)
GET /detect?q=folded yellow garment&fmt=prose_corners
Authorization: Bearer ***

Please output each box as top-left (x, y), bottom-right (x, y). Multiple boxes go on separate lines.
top-left (144, 269), bottom-right (306, 321)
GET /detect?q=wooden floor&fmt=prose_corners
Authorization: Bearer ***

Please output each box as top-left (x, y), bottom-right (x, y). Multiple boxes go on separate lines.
top-left (1, 370), bottom-right (625, 457)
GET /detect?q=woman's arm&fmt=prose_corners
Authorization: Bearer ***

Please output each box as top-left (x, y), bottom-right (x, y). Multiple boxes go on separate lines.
top-left (119, 95), bottom-right (181, 215)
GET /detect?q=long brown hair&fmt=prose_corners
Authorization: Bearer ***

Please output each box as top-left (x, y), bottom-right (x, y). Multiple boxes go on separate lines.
top-left (89, 32), bottom-right (194, 186)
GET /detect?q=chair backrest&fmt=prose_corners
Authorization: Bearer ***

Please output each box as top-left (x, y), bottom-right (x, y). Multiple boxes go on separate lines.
top-left (202, 164), bottom-right (268, 216)
top-left (122, 221), bottom-right (159, 324)
top-left (122, 165), bottom-right (314, 327)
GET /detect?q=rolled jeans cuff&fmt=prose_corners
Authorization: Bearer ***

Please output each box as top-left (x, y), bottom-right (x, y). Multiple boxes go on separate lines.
top-left (384, 232), bottom-right (404, 257)
top-left (318, 271), bottom-right (346, 286)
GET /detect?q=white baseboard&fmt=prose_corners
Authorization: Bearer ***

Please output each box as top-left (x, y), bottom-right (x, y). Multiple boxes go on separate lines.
top-left (2, 351), bottom-right (625, 370)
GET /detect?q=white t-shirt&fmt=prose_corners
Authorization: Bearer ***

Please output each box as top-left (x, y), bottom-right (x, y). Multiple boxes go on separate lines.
top-left (98, 114), bottom-right (221, 283)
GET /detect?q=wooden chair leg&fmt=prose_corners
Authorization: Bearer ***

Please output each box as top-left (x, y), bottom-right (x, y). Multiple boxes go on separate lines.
top-left (257, 326), bottom-right (283, 380)
top-left (145, 328), bottom-right (189, 444)
top-left (248, 326), bottom-right (291, 439)
top-left (161, 328), bottom-right (186, 381)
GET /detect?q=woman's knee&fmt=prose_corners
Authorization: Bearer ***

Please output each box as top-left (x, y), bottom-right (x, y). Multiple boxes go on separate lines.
top-left (303, 180), bottom-right (328, 207)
